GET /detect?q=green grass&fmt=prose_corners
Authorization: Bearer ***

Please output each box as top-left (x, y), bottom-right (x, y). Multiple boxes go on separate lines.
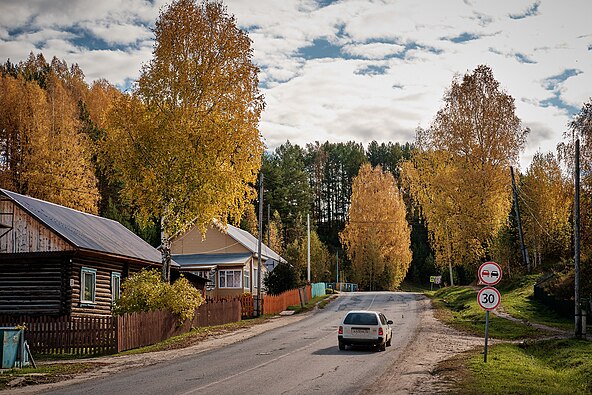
top-left (497, 275), bottom-right (573, 331)
top-left (118, 317), bottom-right (270, 355)
top-left (432, 286), bottom-right (544, 339)
top-left (0, 363), bottom-right (96, 391)
top-left (287, 294), bottom-right (332, 313)
top-left (449, 339), bottom-right (592, 394)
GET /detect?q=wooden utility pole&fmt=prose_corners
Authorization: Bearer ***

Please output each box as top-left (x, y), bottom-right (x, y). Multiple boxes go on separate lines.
top-left (307, 213), bottom-right (311, 283)
top-left (510, 166), bottom-right (530, 273)
top-left (574, 139), bottom-right (582, 338)
top-left (257, 173), bottom-right (264, 316)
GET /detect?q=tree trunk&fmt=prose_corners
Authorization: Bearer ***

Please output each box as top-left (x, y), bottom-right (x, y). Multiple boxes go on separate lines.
top-left (448, 261), bottom-right (454, 286)
top-left (161, 216), bottom-right (171, 283)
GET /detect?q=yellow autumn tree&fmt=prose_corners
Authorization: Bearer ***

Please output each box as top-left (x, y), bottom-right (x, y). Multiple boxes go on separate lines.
top-left (402, 65), bottom-right (527, 284)
top-left (0, 55), bottom-right (99, 213)
top-left (340, 164), bottom-right (412, 290)
top-left (520, 152), bottom-right (572, 269)
top-left (103, 0), bottom-right (264, 281)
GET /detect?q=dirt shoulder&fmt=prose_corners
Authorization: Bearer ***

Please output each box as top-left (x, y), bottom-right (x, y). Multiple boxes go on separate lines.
top-left (364, 294), bottom-right (485, 395)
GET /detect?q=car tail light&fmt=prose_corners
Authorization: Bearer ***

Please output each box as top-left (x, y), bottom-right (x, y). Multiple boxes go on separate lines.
top-left (378, 327), bottom-right (383, 336)
top-left (338, 326), bottom-right (343, 334)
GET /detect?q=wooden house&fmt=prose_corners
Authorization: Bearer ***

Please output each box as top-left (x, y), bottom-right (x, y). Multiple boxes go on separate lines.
top-left (171, 222), bottom-right (286, 299)
top-left (0, 188), bottom-right (167, 317)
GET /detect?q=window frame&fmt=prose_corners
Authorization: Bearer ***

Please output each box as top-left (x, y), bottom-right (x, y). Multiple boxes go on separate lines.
top-left (243, 268), bottom-right (250, 290)
top-left (219, 269), bottom-right (243, 289)
top-left (111, 272), bottom-right (121, 303)
top-left (80, 267), bottom-right (97, 306)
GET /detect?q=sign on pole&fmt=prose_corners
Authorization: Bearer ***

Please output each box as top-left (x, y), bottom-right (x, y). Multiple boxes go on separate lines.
top-left (477, 287), bottom-right (501, 311)
top-left (478, 261), bottom-right (502, 286)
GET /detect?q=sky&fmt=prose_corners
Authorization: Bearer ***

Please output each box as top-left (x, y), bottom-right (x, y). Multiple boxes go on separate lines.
top-left (1, 0), bottom-right (591, 169)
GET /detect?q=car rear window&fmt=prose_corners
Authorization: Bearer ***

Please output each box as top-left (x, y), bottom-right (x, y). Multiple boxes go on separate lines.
top-left (344, 312), bottom-right (378, 325)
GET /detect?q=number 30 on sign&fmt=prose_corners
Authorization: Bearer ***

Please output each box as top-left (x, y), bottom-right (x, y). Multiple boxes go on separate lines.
top-left (477, 287), bottom-right (501, 311)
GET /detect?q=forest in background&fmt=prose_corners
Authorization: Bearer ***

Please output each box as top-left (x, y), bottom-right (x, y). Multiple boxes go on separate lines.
top-left (2, 51), bottom-right (591, 296)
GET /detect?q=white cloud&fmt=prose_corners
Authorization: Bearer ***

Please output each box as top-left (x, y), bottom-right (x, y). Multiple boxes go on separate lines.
top-left (0, 0), bottom-right (590, 171)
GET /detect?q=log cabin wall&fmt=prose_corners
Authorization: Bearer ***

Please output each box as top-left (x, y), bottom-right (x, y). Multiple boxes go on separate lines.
top-left (0, 253), bottom-right (70, 315)
top-left (0, 199), bottom-right (73, 253)
top-left (69, 254), bottom-right (158, 317)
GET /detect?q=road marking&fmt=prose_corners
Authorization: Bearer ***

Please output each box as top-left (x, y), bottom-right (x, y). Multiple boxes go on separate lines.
top-left (179, 332), bottom-right (334, 395)
top-left (367, 293), bottom-right (378, 309)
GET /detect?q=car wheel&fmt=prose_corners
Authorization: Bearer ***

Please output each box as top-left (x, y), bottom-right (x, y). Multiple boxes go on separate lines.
top-left (379, 342), bottom-right (386, 351)
top-left (386, 335), bottom-right (392, 347)
top-left (339, 341), bottom-right (345, 351)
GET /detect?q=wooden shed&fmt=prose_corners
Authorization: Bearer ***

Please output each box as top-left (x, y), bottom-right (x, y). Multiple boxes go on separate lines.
top-left (0, 188), bottom-right (165, 317)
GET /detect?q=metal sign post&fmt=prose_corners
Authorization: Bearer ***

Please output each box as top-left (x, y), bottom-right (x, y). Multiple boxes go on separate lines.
top-left (477, 262), bottom-right (502, 363)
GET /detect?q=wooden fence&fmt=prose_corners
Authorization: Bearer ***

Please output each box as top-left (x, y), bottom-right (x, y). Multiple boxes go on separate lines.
top-left (0, 299), bottom-right (241, 355)
top-left (263, 285), bottom-right (312, 315)
top-left (0, 315), bottom-right (116, 355)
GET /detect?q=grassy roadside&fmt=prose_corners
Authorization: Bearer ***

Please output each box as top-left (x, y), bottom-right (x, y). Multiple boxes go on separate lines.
top-left (430, 278), bottom-right (592, 394)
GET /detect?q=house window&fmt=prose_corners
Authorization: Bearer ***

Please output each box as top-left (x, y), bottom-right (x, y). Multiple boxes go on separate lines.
top-left (111, 272), bottom-right (121, 302)
top-left (219, 270), bottom-right (242, 288)
top-left (253, 267), bottom-right (259, 288)
top-left (243, 269), bottom-right (250, 289)
top-left (193, 270), bottom-right (216, 291)
top-left (80, 267), bottom-right (97, 305)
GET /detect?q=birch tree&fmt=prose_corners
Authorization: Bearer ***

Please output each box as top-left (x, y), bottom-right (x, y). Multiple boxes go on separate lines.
top-left (402, 65), bottom-right (528, 282)
top-left (340, 164), bottom-right (412, 290)
top-left (103, 0), bottom-right (264, 281)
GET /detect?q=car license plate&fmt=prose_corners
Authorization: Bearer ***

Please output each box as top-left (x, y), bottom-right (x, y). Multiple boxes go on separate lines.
top-left (351, 328), bottom-right (369, 335)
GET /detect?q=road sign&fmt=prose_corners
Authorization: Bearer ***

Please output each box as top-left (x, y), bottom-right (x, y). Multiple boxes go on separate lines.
top-left (478, 261), bottom-right (502, 286)
top-left (477, 287), bottom-right (501, 311)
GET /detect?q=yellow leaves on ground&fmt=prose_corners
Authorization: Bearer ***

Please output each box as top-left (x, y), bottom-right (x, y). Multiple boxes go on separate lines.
top-left (340, 164), bottom-right (411, 290)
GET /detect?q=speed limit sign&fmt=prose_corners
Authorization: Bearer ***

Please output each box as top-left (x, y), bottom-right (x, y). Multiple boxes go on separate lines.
top-left (477, 287), bottom-right (501, 311)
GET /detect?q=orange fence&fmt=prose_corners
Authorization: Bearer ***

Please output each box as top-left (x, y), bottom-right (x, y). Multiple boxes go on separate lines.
top-left (263, 285), bottom-right (312, 315)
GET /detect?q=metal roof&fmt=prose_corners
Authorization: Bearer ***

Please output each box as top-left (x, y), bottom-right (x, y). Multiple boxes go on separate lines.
top-left (1, 188), bottom-right (163, 264)
top-left (225, 224), bottom-right (287, 264)
top-left (172, 253), bottom-right (252, 269)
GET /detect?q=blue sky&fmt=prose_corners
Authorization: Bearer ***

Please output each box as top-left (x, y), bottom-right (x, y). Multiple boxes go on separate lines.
top-left (1, 0), bottom-right (591, 169)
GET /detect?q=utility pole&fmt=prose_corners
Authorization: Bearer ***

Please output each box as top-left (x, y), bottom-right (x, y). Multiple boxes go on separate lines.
top-left (257, 173), bottom-right (264, 316)
top-left (574, 139), bottom-right (582, 338)
top-left (267, 203), bottom-right (271, 247)
top-left (307, 214), bottom-right (311, 283)
top-left (511, 166), bottom-right (530, 273)
top-left (336, 249), bottom-right (339, 283)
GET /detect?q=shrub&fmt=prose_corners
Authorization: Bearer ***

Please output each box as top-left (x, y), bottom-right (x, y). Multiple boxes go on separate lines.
top-left (113, 269), bottom-right (204, 322)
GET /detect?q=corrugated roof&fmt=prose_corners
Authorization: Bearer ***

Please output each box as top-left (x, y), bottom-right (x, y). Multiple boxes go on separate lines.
top-left (225, 224), bottom-right (287, 263)
top-left (1, 188), bottom-right (163, 264)
top-left (172, 253), bottom-right (252, 268)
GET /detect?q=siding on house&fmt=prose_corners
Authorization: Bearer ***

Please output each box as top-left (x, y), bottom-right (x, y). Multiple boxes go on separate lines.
top-left (0, 199), bottom-right (73, 253)
top-left (171, 225), bottom-right (251, 255)
top-left (69, 255), bottom-right (151, 317)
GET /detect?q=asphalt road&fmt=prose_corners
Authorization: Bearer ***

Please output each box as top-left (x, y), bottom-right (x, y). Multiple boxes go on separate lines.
top-left (43, 292), bottom-right (422, 395)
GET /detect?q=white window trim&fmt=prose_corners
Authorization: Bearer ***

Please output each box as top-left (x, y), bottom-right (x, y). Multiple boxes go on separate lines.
top-left (219, 269), bottom-right (243, 289)
top-left (80, 267), bottom-right (97, 306)
top-left (243, 268), bottom-right (250, 289)
top-left (111, 272), bottom-right (121, 303)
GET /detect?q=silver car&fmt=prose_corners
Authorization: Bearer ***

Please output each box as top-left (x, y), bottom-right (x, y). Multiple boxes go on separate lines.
top-left (338, 310), bottom-right (393, 351)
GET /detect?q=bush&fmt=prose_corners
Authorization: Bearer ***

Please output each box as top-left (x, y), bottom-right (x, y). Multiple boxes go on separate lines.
top-left (113, 269), bottom-right (204, 322)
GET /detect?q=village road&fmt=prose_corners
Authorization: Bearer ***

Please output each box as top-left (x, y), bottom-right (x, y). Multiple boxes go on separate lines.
top-left (40, 292), bottom-right (424, 395)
